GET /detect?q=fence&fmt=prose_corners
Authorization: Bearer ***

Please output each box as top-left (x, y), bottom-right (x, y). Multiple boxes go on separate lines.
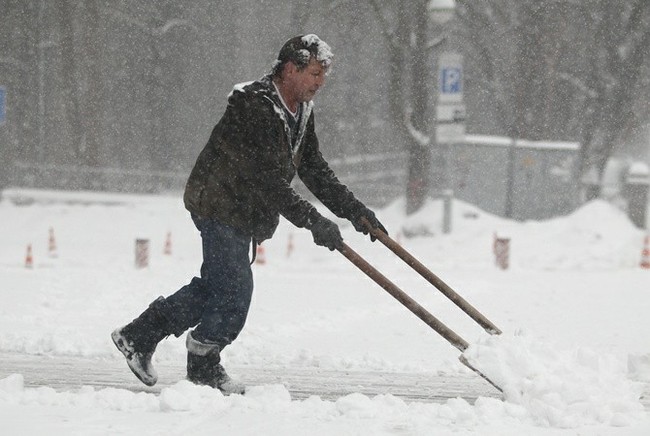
top-left (5, 137), bottom-right (583, 221)
top-left (445, 135), bottom-right (580, 220)
top-left (6, 152), bottom-right (408, 207)
top-left (9, 161), bottom-right (187, 194)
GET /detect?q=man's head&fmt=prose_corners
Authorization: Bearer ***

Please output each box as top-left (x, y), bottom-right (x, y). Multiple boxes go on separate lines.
top-left (271, 35), bottom-right (333, 106)
top-left (271, 34), bottom-right (333, 79)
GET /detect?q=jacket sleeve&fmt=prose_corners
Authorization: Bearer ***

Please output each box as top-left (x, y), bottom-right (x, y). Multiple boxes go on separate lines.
top-left (297, 113), bottom-right (364, 219)
top-left (230, 92), bottom-right (323, 229)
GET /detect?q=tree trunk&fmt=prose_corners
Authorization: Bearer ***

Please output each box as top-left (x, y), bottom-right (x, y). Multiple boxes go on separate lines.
top-left (56, 0), bottom-right (83, 163)
top-left (81, 0), bottom-right (102, 170)
top-left (406, 0), bottom-right (430, 215)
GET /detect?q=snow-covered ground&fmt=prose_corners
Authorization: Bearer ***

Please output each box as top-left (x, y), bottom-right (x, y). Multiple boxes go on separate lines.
top-left (0, 188), bottom-right (649, 435)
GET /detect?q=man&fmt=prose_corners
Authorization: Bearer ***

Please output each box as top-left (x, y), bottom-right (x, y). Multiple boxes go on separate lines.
top-left (111, 34), bottom-right (387, 395)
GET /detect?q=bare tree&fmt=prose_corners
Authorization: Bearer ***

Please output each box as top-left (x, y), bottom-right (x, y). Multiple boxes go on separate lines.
top-left (455, 1), bottom-right (547, 139)
top-left (456, 0), bottom-right (650, 198)
top-left (55, 0), bottom-right (103, 171)
top-left (0, 1), bottom-right (38, 175)
top-left (570, 1), bottom-right (650, 195)
top-left (367, 0), bottom-right (438, 214)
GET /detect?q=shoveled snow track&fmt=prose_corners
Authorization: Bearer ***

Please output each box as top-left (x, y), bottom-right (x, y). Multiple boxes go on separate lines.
top-left (0, 352), bottom-right (502, 403)
top-left (1, 352), bottom-right (648, 408)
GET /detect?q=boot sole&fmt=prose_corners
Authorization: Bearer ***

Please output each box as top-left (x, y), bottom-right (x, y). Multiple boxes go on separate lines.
top-left (111, 329), bottom-right (157, 387)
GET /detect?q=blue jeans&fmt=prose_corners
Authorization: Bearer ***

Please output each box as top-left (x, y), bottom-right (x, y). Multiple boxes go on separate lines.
top-left (164, 214), bottom-right (254, 350)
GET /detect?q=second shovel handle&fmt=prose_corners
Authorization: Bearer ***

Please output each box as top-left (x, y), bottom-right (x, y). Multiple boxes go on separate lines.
top-left (361, 217), bottom-right (502, 335)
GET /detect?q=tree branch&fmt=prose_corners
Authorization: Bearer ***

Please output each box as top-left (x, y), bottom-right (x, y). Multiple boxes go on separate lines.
top-left (153, 19), bottom-right (199, 35)
top-left (404, 106), bottom-right (430, 147)
top-left (557, 72), bottom-right (598, 98)
top-left (365, 0), bottom-right (401, 52)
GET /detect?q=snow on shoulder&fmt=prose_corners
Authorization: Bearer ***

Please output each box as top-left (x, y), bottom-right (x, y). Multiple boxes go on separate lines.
top-left (228, 81), bottom-right (254, 98)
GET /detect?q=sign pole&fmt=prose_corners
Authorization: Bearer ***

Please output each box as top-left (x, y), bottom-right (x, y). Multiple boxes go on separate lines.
top-left (0, 86), bottom-right (6, 126)
top-left (435, 52), bottom-right (465, 234)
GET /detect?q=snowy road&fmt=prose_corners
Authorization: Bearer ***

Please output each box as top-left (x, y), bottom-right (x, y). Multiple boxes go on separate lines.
top-left (2, 352), bottom-right (649, 408)
top-left (0, 352), bottom-right (505, 403)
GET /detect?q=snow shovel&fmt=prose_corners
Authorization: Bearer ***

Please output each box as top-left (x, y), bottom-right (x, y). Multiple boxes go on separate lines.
top-left (337, 241), bottom-right (503, 393)
top-left (360, 217), bottom-right (502, 335)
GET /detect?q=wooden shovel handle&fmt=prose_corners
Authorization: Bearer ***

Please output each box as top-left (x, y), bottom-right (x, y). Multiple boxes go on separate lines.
top-left (361, 217), bottom-right (502, 335)
top-left (337, 242), bottom-right (469, 353)
top-left (337, 242), bottom-right (503, 393)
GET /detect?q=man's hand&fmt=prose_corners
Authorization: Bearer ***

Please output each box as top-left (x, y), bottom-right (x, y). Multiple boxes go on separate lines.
top-left (310, 216), bottom-right (343, 251)
top-left (350, 206), bottom-right (387, 242)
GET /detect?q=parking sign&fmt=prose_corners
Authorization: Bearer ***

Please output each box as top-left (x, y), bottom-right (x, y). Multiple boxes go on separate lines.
top-left (0, 86), bottom-right (5, 126)
top-left (438, 52), bottom-right (463, 103)
top-left (441, 68), bottom-right (462, 94)
top-left (436, 53), bottom-right (465, 142)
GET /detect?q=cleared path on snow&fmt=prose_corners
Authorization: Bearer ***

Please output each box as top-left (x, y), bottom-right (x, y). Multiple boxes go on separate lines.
top-left (2, 352), bottom-right (648, 408)
top-left (0, 351), bottom-right (501, 403)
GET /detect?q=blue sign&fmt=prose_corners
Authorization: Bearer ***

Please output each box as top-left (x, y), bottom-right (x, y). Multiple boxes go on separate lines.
top-left (0, 86), bottom-right (5, 125)
top-left (440, 67), bottom-right (462, 94)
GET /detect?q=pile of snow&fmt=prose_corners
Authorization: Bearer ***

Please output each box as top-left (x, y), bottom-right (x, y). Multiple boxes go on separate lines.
top-left (379, 197), bottom-right (645, 270)
top-left (463, 331), bottom-right (646, 428)
top-left (629, 354), bottom-right (650, 382)
top-left (517, 201), bottom-right (644, 269)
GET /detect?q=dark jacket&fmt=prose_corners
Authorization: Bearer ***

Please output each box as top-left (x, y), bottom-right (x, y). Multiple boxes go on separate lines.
top-left (183, 75), bottom-right (362, 241)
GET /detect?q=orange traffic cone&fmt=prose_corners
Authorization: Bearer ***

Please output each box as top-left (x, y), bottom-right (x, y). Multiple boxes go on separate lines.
top-left (48, 227), bottom-right (57, 258)
top-left (641, 235), bottom-right (650, 269)
top-left (25, 244), bottom-right (34, 268)
top-left (256, 244), bottom-right (266, 265)
top-left (286, 233), bottom-right (294, 258)
top-left (163, 232), bottom-right (172, 255)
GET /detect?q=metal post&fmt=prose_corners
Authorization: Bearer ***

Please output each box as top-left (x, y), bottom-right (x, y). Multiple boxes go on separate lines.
top-left (504, 136), bottom-right (516, 218)
top-left (37, 0), bottom-right (45, 160)
top-left (442, 189), bottom-right (452, 234)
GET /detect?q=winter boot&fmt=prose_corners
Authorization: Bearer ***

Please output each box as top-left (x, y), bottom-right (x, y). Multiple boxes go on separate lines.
top-left (185, 331), bottom-right (246, 395)
top-left (111, 296), bottom-right (172, 386)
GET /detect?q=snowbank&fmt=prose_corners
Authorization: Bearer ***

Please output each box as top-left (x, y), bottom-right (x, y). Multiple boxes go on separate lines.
top-left (0, 190), bottom-right (648, 435)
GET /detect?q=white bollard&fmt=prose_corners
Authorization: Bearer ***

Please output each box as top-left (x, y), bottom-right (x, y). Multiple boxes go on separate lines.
top-left (493, 233), bottom-right (510, 270)
top-left (135, 239), bottom-right (150, 269)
